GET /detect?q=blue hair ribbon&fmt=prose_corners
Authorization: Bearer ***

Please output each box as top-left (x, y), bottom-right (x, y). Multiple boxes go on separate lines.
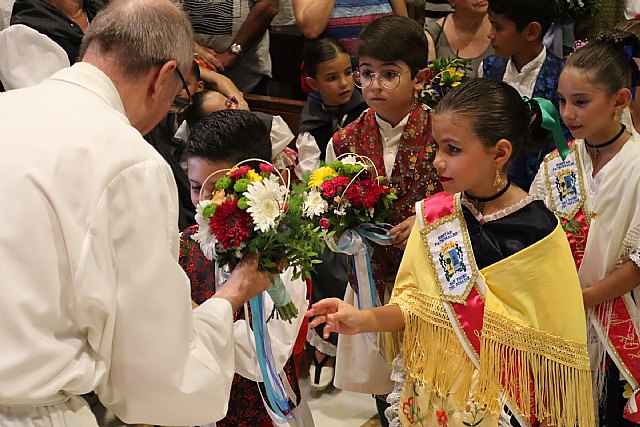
top-left (523, 97), bottom-right (569, 161)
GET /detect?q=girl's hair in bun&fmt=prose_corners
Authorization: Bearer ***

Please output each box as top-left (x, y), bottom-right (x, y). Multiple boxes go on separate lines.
top-left (565, 29), bottom-right (640, 94)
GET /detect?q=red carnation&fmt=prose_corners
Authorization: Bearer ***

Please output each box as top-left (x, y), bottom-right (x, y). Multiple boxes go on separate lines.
top-left (209, 199), bottom-right (253, 249)
top-left (259, 163), bottom-right (275, 174)
top-left (320, 175), bottom-right (350, 198)
top-left (344, 180), bottom-right (387, 208)
top-left (228, 165), bottom-right (251, 179)
top-left (319, 218), bottom-right (330, 230)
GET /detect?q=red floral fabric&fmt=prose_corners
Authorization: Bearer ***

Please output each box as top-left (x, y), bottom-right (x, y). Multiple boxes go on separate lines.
top-left (180, 225), bottom-right (301, 427)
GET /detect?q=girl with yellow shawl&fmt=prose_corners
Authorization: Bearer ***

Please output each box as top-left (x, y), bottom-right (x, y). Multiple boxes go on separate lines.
top-left (308, 78), bottom-right (594, 427)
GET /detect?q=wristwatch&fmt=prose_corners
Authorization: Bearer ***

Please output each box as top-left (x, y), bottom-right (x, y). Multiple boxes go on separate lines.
top-left (230, 42), bottom-right (243, 55)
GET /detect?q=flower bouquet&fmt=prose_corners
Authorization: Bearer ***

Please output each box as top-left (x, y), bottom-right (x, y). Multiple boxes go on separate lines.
top-left (301, 154), bottom-right (397, 317)
top-left (418, 57), bottom-right (471, 109)
top-left (193, 160), bottom-right (326, 321)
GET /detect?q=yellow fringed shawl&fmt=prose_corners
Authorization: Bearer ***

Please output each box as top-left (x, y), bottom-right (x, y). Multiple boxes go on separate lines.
top-left (387, 198), bottom-right (594, 427)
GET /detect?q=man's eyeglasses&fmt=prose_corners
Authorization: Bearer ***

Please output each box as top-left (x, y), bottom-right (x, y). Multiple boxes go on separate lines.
top-left (353, 69), bottom-right (413, 90)
top-left (171, 67), bottom-right (193, 114)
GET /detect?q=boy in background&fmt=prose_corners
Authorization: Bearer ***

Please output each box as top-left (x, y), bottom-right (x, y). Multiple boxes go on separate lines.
top-left (482, 0), bottom-right (564, 191)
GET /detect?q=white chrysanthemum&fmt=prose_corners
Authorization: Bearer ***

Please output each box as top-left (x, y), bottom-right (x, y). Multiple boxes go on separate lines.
top-left (303, 189), bottom-right (328, 218)
top-left (341, 155), bottom-right (366, 167)
top-left (245, 175), bottom-right (286, 232)
top-left (192, 200), bottom-right (217, 260)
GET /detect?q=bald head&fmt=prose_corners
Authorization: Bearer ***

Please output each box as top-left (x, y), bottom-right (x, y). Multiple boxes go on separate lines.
top-left (80, 0), bottom-right (194, 78)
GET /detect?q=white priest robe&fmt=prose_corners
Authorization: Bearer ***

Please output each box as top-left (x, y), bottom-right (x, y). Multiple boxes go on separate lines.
top-left (0, 63), bottom-right (238, 426)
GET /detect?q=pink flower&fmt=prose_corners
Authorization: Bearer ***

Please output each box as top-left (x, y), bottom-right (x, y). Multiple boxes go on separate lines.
top-left (259, 163), bottom-right (275, 174)
top-left (320, 175), bottom-right (350, 198)
top-left (228, 165), bottom-right (251, 179)
top-left (319, 218), bottom-right (330, 230)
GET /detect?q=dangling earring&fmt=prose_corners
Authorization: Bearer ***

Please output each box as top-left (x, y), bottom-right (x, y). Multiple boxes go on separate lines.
top-left (494, 170), bottom-right (504, 190)
top-left (614, 109), bottom-right (622, 122)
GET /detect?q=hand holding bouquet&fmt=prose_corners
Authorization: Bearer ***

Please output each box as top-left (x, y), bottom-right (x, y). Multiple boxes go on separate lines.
top-left (193, 160), bottom-right (326, 321)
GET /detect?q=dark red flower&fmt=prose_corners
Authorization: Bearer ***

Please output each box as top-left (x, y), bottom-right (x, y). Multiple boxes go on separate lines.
top-left (344, 180), bottom-right (388, 208)
top-left (259, 163), bottom-right (275, 174)
top-left (319, 218), bottom-right (330, 230)
top-left (319, 175), bottom-right (350, 198)
top-left (228, 165), bottom-right (251, 179)
top-left (209, 199), bottom-right (253, 249)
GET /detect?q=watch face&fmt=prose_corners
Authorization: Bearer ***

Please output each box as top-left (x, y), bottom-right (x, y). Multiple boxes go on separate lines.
top-left (231, 43), bottom-right (242, 54)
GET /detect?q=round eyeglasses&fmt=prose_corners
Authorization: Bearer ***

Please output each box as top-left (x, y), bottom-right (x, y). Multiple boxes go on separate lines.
top-left (353, 69), bottom-right (413, 90)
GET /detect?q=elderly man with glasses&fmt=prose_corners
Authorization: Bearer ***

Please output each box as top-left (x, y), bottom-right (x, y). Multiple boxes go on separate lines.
top-left (0, 1), bottom-right (271, 426)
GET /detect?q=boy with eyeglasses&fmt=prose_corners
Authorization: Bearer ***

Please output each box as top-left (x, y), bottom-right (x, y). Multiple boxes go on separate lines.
top-left (324, 15), bottom-right (442, 427)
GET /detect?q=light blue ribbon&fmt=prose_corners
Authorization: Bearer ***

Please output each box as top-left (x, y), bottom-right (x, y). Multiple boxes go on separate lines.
top-left (249, 289), bottom-right (293, 420)
top-left (329, 224), bottom-right (393, 346)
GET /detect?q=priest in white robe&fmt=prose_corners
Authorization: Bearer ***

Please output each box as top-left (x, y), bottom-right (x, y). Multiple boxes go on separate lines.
top-left (0, 0), bottom-right (271, 426)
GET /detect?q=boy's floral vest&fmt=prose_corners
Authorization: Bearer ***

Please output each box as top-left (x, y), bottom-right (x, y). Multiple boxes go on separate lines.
top-left (331, 101), bottom-right (441, 299)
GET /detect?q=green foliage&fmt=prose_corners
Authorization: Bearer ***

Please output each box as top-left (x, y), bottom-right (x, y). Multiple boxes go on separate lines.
top-left (418, 57), bottom-right (472, 109)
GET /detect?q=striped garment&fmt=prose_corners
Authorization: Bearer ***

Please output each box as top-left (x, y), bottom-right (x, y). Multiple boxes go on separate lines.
top-left (320, 0), bottom-right (393, 55)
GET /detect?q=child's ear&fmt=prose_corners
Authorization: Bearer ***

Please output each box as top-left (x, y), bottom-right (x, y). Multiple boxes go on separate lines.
top-left (196, 80), bottom-right (205, 93)
top-left (525, 21), bottom-right (543, 42)
top-left (614, 87), bottom-right (632, 112)
top-left (305, 76), bottom-right (319, 92)
top-left (413, 67), bottom-right (431, 92)
top-left (493, 139), bottom-right (513, 170)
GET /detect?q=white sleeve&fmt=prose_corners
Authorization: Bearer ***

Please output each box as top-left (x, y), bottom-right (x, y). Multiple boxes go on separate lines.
top-left (478, 60), bottom-right (484, 78)
top-left (0, 25), bottom-right (70, 90)
top-left (233, 268), bottom-right (307, 380)
top-left (91, 161), bottom-right (236, 426)
top-left (325, 138), bottom-right (338, 163)
top-left (270, 115), bottom-right (295, 157)
top-left (294, 131), bottom-right (321, 180)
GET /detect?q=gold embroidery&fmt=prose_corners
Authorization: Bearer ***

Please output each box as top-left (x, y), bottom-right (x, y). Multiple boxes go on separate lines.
top-left (543, 145), bottom-right (588, 221)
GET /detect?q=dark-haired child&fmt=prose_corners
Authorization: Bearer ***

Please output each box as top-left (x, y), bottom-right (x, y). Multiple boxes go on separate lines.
top-left (531, 30), bottom-right (640, 427)
top-left (295, 38), bottom-right (369, 392)
top-left (309, 78), bottom-right (594, 427)
top-left (325, 15), bottom-right (442, 421)
top-left (481, 0), bottom-right (565, 191)
top-left (180, 110), bottom-right (309, 427)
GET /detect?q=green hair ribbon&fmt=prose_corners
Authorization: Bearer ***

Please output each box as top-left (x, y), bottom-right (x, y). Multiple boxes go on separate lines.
top-left (523, 97), bottom-right (569, 160)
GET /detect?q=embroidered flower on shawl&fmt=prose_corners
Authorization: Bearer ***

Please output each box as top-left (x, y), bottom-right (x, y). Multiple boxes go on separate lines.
top-left (245, 175), bottom-right (286, 232)
top-left (402, 397), bottom-right (415, 424)
top-left (209, 199), bottom-right (252, 249)
top-left (303, 189), bottom-right (328, 218)
top-left (436, 409), bottom-right (449, 425)
top-left (344, 179), bottom-right (388, 209)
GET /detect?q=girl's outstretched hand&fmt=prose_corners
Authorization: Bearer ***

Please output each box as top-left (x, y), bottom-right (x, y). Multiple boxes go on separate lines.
top-left (307, 298), bottom-right (364, 338)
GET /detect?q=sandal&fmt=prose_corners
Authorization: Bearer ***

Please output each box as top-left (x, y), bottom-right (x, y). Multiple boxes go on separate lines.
top-left (308, 353), bottom-right (334, 391)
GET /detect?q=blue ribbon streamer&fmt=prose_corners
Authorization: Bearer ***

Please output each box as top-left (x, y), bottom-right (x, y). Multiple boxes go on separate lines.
top-left (248, 292), bottom-right (292, 420)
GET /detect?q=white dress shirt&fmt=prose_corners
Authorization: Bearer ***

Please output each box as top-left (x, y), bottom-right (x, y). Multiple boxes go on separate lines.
top-left (0, 63), bottom-right (238, 426)
top-left (502, 47), bottom-right (546, 98)
top-left (325, 110), bottom-right (410, 179)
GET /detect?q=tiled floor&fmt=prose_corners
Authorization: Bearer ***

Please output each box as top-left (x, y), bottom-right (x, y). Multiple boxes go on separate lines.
top-left (299, 371), bottom-right (380, 427)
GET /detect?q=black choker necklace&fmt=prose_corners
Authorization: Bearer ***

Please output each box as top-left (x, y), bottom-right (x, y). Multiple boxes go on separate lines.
top-left (464, 179), bottom-right (511, 203)
top-left (585, 124), bottom-right (626, 158)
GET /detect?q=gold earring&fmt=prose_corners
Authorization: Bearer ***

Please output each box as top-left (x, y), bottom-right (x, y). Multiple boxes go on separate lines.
top-left (494, 170), bottom-right (504, 190)
top-left (614, 110), bottom-right (622, 122)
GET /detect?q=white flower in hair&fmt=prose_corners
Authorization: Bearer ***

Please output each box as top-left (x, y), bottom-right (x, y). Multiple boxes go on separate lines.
top-left (245, 175), bottom-right (286, 233)
top-left (303, 189), bottom-right (328, 218)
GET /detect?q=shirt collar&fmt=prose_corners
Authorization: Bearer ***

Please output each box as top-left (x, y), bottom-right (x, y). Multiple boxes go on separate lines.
top-left (375, 112), bottom-right (410, 134)
top-left (506, 47), bottom-right (547, 76)
top-left (48, 62), bottom-right (128, 122)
